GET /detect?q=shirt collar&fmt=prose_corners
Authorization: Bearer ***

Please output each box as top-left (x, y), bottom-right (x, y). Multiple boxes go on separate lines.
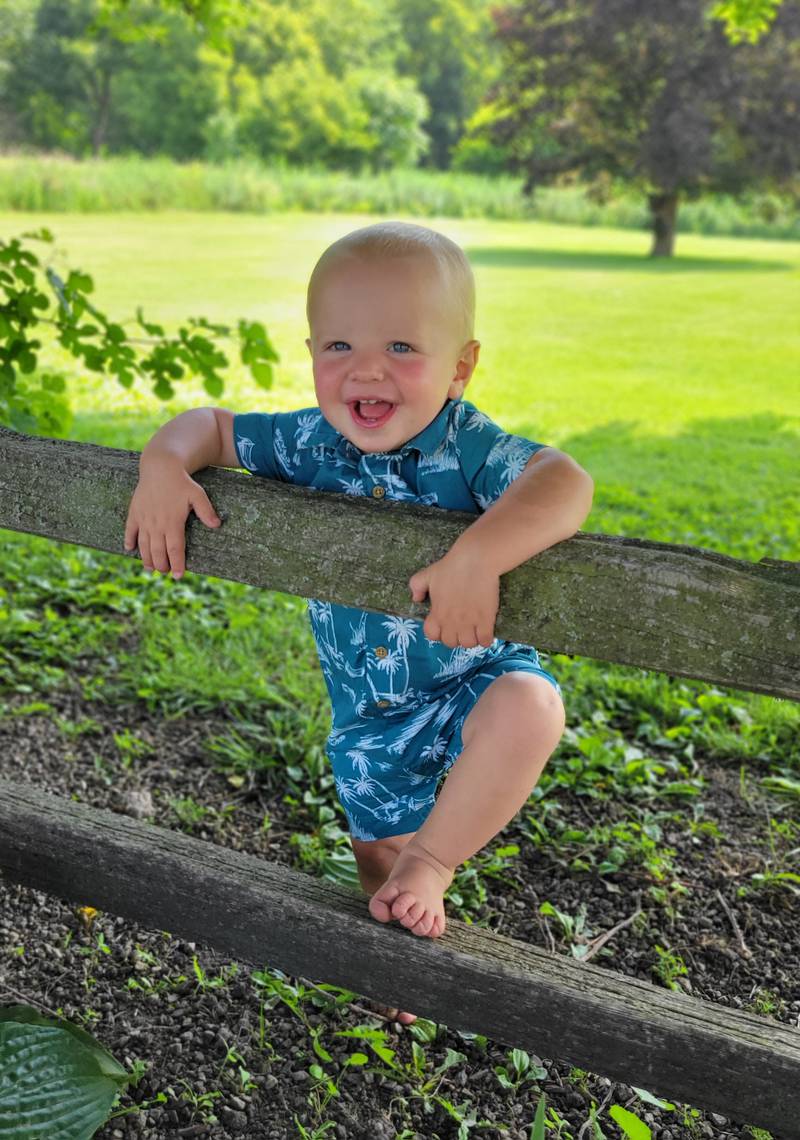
top-left (302, 398), bottom-right (458, 459)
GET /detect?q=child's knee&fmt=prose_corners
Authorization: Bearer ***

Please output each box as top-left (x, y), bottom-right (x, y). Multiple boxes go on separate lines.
top-left (464, 672), bottom-right (564, 750)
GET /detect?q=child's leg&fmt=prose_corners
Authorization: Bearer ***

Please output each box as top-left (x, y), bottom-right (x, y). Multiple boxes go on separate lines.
top-left (369, 673), bottom-right (564, 938)
top-left (351, 832), bottom-right (416, 896)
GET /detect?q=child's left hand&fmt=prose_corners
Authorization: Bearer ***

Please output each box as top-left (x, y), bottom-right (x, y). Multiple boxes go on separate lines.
top-left (409, 549), bottom-right (499, 649)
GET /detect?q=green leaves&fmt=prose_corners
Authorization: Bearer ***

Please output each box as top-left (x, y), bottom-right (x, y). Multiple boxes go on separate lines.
top-left (240, 319), bottom-right (279, 390)
top-left (710, 0), bottom-right (783, 43)
top-left (609, 1104), bottom-right (652, 1140)
top-left (0, 232), bottom-right (282, 435)
top-left (0, 1004), bottom-right (130, 1140)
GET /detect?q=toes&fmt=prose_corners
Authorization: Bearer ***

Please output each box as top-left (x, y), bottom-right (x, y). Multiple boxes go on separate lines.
top-left (392, 893), bottom-right (423, 921)
top-left (369, 881), bottom-right (402, 923)
top-left (411, 910), bottom-right (435, 937)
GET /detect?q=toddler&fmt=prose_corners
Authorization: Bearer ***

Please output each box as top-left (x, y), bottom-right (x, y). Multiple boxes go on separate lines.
top-left (125, 221), bottom-right (593, 1022)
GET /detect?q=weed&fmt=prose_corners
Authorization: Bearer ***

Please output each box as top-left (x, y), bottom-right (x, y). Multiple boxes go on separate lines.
top-left (169, 796), bottom-right (213, 827)
top-left (494, 1048), bottom-right (547, 1091)
top-left (545, 1104), bottom-right (574, 1138)
top-left (215, 1042), bottom-right (258, 1094)
top-left (746, 988), bottom-right (787, 1018)
top-left (294, 1117), bottom-right (337, 1138)
top-left (56, 715), bottom-right (103, 738)
top-left (174, 1081), bottom-right (222, 1125)
top-left (192, 955), bottom-right (238, 991)
top-left (737, 814), bottom-right (800, 898)
top-left (77, 929), bottom-right (112, 992)
top-left (652, 945), bottom-right (689, 990)
top-left (539, 900), bottom-right (593, 958)
top-left (113, 728), bottom-right (153, 768)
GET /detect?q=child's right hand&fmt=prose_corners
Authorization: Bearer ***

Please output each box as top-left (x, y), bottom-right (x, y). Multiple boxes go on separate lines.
top-left (124, 457), bottom-right (221, 579)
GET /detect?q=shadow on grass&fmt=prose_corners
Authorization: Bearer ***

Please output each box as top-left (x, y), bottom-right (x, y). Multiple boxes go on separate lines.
top-left (513, 411), bottom-right (799, 563)
top-left (466, 246), bottom-right (793, 273)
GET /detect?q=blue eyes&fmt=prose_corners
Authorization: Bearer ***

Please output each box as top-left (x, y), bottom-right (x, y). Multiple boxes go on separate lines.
top-left (327, 341), bottom-right (412, 353)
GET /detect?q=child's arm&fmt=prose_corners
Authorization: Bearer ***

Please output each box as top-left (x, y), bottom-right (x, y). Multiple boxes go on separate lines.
top-left (409, 448), bottom-right (593, 648)
top-left (124, 407), bottom-right (239, 579)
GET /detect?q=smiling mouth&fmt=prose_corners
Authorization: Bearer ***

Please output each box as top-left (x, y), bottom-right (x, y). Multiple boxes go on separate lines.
top-left (349, 399), bottom-right (396, 428)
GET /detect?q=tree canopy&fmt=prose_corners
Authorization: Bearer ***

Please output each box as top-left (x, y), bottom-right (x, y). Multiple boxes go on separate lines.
top-left (479, 0), bottom-right (800, 254)
top-left (0, 0), bottom-right (497, 171)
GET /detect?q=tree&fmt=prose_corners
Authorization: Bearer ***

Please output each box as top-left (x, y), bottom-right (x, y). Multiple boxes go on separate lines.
top-left (2, 0), bottom-right (210, 156)
top-left (479, 0), bottom-right (800, 255)
top-left (391, 0), bottom-right (499, 169)
top-left (0, 0), bottom-right (431, 169)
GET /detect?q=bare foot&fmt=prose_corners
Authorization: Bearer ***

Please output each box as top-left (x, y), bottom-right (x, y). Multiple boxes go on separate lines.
top-left (368, 841), bottom-right (454, 938)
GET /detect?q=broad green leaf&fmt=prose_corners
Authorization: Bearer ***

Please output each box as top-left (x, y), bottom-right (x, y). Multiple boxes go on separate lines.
top-left (609, 1104), bottom-right (652, 1140)
top-left (632, 1086), bottom-right (675, 1110)
top-left (345, 1052), bottom-right (369, 1066)
top-left (251, 361), bottom-right (273, 389)
top-left (319, 849), bottom-right (360, 890)
top-left (0, 1004), bottom-right (129, 1140)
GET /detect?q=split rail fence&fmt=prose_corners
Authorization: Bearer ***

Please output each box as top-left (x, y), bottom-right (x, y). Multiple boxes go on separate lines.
top-left (0, 425), bottom-right (798, 1135)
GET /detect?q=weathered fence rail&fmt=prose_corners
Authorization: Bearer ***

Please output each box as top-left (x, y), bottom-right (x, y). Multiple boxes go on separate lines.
top-left (1, 425), bottom-right (799, 1135)
top-left (1, 425), bottom-right (798, 700)
top-left (1, 780), bottom-right (798, 1136)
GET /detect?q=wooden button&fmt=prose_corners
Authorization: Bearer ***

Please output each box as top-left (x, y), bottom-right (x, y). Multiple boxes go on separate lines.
top-left (371, 485), bottom-right (386, 499)
top-left (375, 646), bottom-right (388, 658)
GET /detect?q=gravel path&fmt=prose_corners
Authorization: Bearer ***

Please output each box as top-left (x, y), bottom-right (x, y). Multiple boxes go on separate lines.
top-left (0, 691), bottom-right (797, 1140)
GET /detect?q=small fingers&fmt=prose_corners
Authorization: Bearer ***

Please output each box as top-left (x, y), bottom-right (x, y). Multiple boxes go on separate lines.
top-left (166, 538), bottom-right (186, 579)
top-left (476, 623), bottom-right (496, 647)
top-left (123, 513), bottom-right (139, 554)
top-left (137, 532), bottom-right (153, 572)
top-left (423, 616), bottom-right (442, 643)
top-left (148, 535), bottom-right (170, 575)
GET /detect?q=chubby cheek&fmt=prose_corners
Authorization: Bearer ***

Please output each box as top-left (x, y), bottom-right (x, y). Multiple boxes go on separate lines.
top-left (397, 358), bottom-right (429, 385)
top-left (312, 360), bottom-right (342, 405)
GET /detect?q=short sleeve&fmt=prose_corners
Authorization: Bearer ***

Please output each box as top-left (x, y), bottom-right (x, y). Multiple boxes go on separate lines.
top-left (456, 402), bottom-right (548, 510)
top-left (232, 411), bottom-right (282, 479)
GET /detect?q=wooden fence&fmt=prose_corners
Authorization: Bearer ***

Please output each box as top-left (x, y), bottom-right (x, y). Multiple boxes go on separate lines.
top-left (0, 425), bottom-right (799, 1135)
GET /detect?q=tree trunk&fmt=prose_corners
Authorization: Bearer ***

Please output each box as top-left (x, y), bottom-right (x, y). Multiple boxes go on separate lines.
top-left (648, 191), bottom-right (679, 257)
top-left (92, 68), bottom-right (113, 157)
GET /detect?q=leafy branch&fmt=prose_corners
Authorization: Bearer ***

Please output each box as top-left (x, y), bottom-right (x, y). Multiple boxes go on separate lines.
top-left (0, 228), bottom-right (278, 435)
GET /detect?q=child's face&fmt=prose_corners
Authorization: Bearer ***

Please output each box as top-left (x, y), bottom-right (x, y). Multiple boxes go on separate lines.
top-left (306, 253), bottom-right (479, 453)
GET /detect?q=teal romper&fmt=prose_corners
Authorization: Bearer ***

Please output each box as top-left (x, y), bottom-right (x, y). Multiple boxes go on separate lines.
top-left (233, 398), bottom-right (561, 841)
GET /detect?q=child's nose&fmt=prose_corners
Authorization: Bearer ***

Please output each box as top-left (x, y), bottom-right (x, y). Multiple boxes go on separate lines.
top-left (349, 353), bottom-right (386, 381)
top-left (351, 369), bottom-right (385, 382)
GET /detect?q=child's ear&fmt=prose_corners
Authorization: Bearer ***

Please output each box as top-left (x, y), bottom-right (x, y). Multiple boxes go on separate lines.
top-left (448, 340), bottom-right (480, 398)
top-left (305, 337), bottom-right (313, 355)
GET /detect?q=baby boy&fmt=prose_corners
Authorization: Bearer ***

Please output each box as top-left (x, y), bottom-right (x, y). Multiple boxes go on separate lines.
top-left (124, 221), bottom-right (593, 1019)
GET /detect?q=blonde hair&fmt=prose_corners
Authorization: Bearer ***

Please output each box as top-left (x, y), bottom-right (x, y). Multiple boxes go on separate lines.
top-left (306, 221), bottom-right (475, 347)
